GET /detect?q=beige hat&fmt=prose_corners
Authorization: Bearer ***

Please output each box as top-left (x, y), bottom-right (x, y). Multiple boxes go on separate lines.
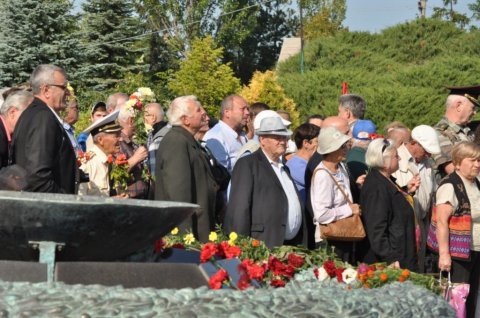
top-left (253, 110), bottom-right (291, 130)
top-left (411, 125), bottom-right (441, 155)
top-left (317, 126), bottom-right (350, 155)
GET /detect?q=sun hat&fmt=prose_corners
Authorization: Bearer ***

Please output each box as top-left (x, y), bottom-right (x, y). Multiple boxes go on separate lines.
top-left (255, 116), bottom-right (292, 137)
top-left (253, 110), bottom-right (291, 130)
top-left (317, 126), bottom-right (350, 155)
top-left (411, 125), bottom-right (441, 155)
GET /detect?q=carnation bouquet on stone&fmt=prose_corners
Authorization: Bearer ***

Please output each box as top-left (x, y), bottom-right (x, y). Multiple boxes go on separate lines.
top-left (124, 87), bottom-right (156, 145)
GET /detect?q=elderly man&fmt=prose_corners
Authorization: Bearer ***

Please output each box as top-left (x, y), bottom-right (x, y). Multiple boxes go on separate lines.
top-left (63, 99), bottom-right (81, 153)
top-left (337, 94), bottom-right (367, 130)
top-left (144, 102), bottom-right (168, 176)
top-left (78, 101), bottom-right (108, 152)
top-left (205, 94), bottom-right (250, 173)
top-left (12, 64), bottom-right (77, 194)
top-left (106, 92), bottom-right (129, 113)
top-left (155, 96), bottom-right (217, 242)
top-left (434, 85), bottom-right (479, 178)
top-left (118, 107), bottom-right (149, 199)
top-left (225, 115), bottom-right (306, 249)
top-left (78, 111), bottom-right (123, 197)
top-left (392, 125), bottom-right (440, 272)
top-left (0, 90), bottom-right (33, 169)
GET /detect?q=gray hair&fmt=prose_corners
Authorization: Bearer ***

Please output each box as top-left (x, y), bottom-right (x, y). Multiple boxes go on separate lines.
top-left (145, 103), bottom-right (164, 122)
top-left (365, 138), bottom-right (396, 169)
top-left (118, 106), bottom-right (134, 123)
top-left (106, 93), bottom-right (128, 112)
top-left (167, 95), bottom-right (201, 126)
top-left (339, 94), bottom-right (366, 119)
top-left (30, 64), bottom-right (66, 95)
top-left (220, 94), bottom-right (239, 118)
top-left (0, 90), bottom-right (33, 115)
top-left (446, 94), bottom-right (463, 110)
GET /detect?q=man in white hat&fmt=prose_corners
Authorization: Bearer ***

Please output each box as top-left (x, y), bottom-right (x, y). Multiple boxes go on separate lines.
top-left (392, 124), bottom-right (441, 272)
top-left (78, 110), bottom-right (123, 197)
top-left (225, 115), bottom-right (307, 249)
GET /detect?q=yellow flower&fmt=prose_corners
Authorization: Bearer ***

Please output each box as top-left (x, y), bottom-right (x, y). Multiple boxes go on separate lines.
top-left (170, 227), bottom-right (179, 235)
top-left (66, 83), bottom-right (76, 101)
top-left (209, 232), bottom-right (218, 242)
top-left (184, 233), bottom-right (195, 245)
top-left (229, 232), bottom-right (238, 242)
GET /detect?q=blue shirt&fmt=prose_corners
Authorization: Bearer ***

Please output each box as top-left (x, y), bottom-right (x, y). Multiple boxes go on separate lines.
top-left (286, 155), bottom-right (308, 204)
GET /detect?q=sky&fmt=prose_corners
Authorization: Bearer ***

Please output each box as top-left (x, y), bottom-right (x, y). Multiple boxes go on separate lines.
top-left (73, 0), bottom-right (477, 33)
top-left (345, 0), bottom-right (476, 32)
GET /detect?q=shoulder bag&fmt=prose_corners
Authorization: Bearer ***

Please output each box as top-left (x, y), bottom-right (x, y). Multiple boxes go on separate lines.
top-left (312, 167), bottom-right (366, 241)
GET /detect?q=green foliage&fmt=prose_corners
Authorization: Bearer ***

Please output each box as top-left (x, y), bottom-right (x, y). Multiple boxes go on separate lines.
top-left (76, 0), bottom-right (144, 90)
top-left (278, 18), bottom-right (480, 129)
top-left (432, 0), bottom-right (470, 29)
top-left (168, 36), bottom-right (241, 117)
top-left (302, 0), bottom-right (346, 40)
top-left (0, 0), bottom-right (81, 87)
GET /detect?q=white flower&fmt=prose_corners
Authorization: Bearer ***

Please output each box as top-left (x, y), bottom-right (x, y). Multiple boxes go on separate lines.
top-left (342, 268), bottom-right (358, 285)
top-left (125, 99), bottom-right (136, 109)
top-left (138, 87), bottom-right (155, 100)
top-left (317, 267), bottom-right (329, 281)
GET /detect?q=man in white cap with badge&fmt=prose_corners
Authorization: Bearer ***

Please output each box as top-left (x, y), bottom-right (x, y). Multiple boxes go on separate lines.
top-left (392, 124), bottom-right (441, 272)
top-left (78, 110), bottom-right (124, 197)
top-left (225, 115), bottom-right (307, 249)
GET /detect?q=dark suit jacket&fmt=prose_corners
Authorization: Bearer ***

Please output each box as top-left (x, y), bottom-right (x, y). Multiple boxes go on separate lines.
top-left (359, 169), bottom-right (418, 271)
top-left (155, 126), bottom-right (217, 242)
top-left (0, 120), bottom-right (9, 169)
top-left (12, 97), bottom-right (77, 194)
top-left (225, 149), bottom-right (307, 249)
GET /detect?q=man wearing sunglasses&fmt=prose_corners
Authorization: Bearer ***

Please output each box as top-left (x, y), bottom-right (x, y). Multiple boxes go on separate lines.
top-left (12, 64), bottom-right (77, 194)
top-left (434, 85), bottom-right (479, 179)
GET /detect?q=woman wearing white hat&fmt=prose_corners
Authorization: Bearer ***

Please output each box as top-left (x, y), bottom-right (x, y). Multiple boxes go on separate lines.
top-left (310, 126), bottom-right (361, 262)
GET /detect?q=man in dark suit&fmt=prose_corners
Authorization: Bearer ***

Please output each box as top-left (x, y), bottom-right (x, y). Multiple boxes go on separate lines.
top-left (12, 64), bottom-right (77, 194)
top-left (155, 95), bottom-right (217, 242)
top-left (225, 115), bottom-right (307, 249)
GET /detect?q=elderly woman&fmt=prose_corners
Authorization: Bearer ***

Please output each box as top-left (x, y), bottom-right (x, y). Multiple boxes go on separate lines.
top-left (286, 123), bottom-right (320, 204)
top-left (311, 126), bottom-right (361, 262)
top-left (359, 138), bottom-right (419, 271)
top-left (432, 141), bottom-right (480, 317)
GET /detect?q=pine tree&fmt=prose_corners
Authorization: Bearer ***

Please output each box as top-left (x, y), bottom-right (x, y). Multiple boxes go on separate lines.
top-left (76, 0), bottom-right (143, 90)
top-left (0, 0), bottom-right (81, 87)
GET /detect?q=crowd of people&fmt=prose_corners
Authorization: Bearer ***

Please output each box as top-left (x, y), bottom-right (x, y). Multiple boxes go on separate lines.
top-left (1, 64), bottom-right (480, 316)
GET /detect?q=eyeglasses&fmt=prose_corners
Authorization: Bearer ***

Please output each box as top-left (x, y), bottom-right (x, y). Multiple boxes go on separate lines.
top-left (48, 84), bottom-right (68, 91)
top-left (381, 139), bottom-right (391, 154)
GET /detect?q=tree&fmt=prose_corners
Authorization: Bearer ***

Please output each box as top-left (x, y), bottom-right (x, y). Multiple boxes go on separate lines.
top-left (0, 0), bottom-right (81, 87)
top-left (76, 0), bottom-right (144, 90)
top-left (240, 70), bottom-right (300, 127)
top-left (432, 0), bottom-right (470, 29)
top-left (168, 36), bottom-right (241, 117)
top-left (302, 0), bottom-right (347, 40)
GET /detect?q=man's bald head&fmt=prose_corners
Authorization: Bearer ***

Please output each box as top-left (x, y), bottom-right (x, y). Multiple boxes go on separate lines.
top-left (321, 116), bottom-right (350, 135)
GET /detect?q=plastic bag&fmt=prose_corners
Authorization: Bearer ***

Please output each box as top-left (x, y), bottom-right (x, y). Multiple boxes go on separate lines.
top-left (441, 271), bottom-right (470, 318)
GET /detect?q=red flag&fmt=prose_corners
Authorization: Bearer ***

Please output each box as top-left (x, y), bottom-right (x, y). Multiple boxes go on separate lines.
top-left (342, 82), bottom-right (348, 95)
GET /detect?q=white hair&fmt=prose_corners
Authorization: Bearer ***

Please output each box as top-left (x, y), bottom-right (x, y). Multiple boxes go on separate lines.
top-left (167, 95), bottom-right (201, 126)
top-left (30, 64), bottom-right (66, 94)
top-left (145, 103), bottom-right (164, 122)
top-left (118, 105), bottom-right (135, 124)
top-left (365, 138), bottom-right (396, 169)
top-left (0, 91), bottom-right (33, 115)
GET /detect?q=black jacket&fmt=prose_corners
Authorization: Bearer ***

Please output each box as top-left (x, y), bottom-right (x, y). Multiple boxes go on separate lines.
top-left (359, 168), bottom-right (418, 271)
top-left (12, 98), bottom-right (77, 194)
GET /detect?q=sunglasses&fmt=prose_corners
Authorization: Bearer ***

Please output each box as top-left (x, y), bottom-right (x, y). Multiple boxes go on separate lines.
top-left (381, 139), bottom-right (392, 154)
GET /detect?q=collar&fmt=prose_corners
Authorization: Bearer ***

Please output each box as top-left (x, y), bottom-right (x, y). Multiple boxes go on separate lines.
top-left (46, 105), bottom-right (65, 125)
top-left (0, 116), bottom-right (11, 143)
top-left (262, 149), bottom-right (283, 167)
top-left (91, 144), bottom-right (109, 163)
top-left (443, 117), bottom-right (471, 134)
top-left (219, 120), bottom-right (245, 141)
top-left (63, 122), bottom-right (74, 132)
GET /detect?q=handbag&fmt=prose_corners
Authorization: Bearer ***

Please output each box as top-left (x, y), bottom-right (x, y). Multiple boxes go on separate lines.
top-left (312, 168), bottom-right (366, 241)
top-left (440, 271), bottom-right (469, 318)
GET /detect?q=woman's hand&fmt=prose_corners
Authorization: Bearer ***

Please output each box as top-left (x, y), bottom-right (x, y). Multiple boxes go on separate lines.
top-left (356, 174), bottom-right (366, 188)
top-left (438, 253), bottom-right (452, 272)
top-left (349, 203), bottom-right (361, 216)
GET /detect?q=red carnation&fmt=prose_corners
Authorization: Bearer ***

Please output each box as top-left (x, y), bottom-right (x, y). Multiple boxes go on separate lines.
top-left (115, 153), bottom-right (128, 165)
top-left (154, 238), bottom-right (166, 253)
top-left (287, 253), bottom-right (305, 269)
top-left (224, 245), bottom-right (241, 259)
top-left (135, 101), bottom-right (143, 109)
top-left (208, 269), bottom-right (229, 289)
top-left (106, 155), bottom-right (113, 164)
top-left (270, 279), bottom-right (286, 288)
top-left (268, 256), bottom-right (287, 276)
top-left (313, 268), bottom-right (319, 279)
top-left (323, 260), bottom-right (337, 278)
top-left (237, 273), bottom-right (251, 290)
top-left (200, 242), bottom-right (218, 263)
top-left (335, 268), bottom-right (345, 283)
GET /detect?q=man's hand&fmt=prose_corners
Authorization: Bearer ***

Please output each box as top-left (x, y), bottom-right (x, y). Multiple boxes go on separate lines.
top-left (128, 146), bottom-right (148, 169)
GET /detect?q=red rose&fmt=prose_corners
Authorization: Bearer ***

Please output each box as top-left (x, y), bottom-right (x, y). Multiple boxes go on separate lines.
top-left (208, 269), bottom-right (229, 289)
top-left (313, 268), bottom-right (319, 279)
top-left (287, 253), bottom-right (305, 268)
top-left (154, 238), bottom-right (166, 253)
top-left (335, 268), bottom-right (345, 283)
top-left (323, 260), bottom-right (337, 278)
top-left (200, 242), bottom-right (218, 263)
top-left (270, 279), bottom-right (286, 288)
top-left (135, 101), bottom-right (142, 109)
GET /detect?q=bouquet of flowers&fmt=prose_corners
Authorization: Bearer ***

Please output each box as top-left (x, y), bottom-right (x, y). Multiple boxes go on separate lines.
top-left (109, 153), bottom-right (131, 194)
top-left (124, 87), bottom-right (156, 145)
